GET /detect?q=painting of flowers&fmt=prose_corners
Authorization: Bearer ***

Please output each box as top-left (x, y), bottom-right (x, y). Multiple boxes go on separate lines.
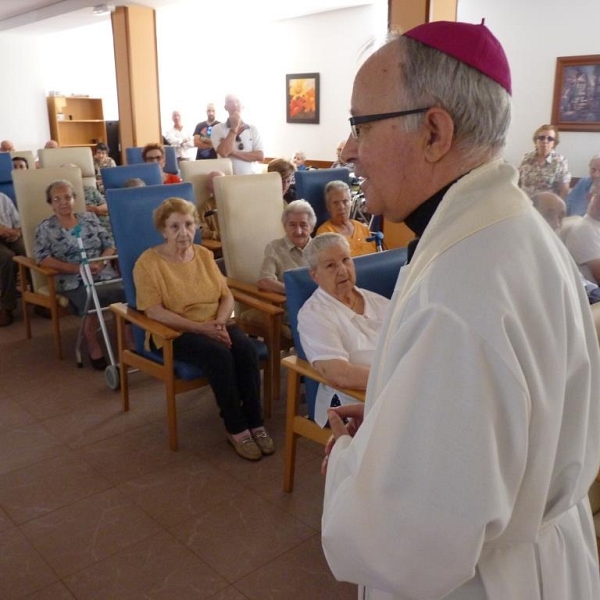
top-left (286, 73), bottom-right (320, 124)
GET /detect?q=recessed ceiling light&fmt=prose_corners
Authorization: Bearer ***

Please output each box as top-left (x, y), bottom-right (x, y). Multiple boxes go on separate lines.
top-left (92, 4), bottom-right (116, 16)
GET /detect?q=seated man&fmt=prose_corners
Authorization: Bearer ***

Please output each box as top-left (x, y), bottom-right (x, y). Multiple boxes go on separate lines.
top-left (565, 180), bottom-right (600, 284)
top-left (12, 156), bottom-right (28, 170)
top-left (0, 191), bottom-right (25, 326)
top-left (331, 140), bottom-right (354, 171)
top-left (298, 233), bottom-right (389, 427)
top-left (0, 140), bottom-right (14, 152)
top-left (565, 153), bottom-right (600, 216)
top-left (93, 143), bottom-right (116, 192)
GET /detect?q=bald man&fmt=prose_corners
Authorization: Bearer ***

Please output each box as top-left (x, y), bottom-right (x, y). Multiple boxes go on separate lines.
top-left (531, 191), bottom-right (566, 232)
top-left (0, 140), bottom-right (14, 152)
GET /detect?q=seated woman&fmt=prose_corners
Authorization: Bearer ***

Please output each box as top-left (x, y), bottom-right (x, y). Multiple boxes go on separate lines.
top-left (257, 199), bottom-right (316, 294)
top-left (267, 158), bottom-right (295, 203)
top-left (34, 179), bottom-right (124, 369)
top-left (133, 197), bottom-right (273, 461)
top-left (298, 233), bottom-right (389, 427)
top-left (93, 142), bottom-right (116, 193)
top-left (142, 143), bottom-right (182, 184)
top-left (316, 180), bottom-right (376, 256)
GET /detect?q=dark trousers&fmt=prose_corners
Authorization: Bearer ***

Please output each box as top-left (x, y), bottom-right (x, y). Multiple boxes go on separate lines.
top-left (0, 237), bottom-right (25, 311)
top-left (172, 325), bottom-right (263, 435)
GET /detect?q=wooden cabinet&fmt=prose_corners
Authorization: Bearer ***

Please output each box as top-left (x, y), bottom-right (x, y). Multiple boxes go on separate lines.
top-left (47, 96), bottom-right (107, 148)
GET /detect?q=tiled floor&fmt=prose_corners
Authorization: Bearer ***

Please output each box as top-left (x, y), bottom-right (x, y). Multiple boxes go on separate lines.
top-left (0, 310), bottom-right (357, 599)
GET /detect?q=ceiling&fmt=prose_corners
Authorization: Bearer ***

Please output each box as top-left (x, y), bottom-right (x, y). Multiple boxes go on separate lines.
top-left (0, 0), bottom-right (374, 33)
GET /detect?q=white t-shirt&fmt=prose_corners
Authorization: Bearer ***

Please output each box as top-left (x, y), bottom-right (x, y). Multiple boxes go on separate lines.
top-left (211, 122), bottom-right (264, 175)
top-left (298, 285), bottom-right (389, 427)
top-left (565, 214), bottom-right (600, 282)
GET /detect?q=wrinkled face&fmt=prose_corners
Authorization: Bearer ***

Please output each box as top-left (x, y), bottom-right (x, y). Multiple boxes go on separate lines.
top-left (12, 159), bottom-right (27, 170)
top-left (162, 211), bottom-right (197, 249)
top-left (94, 149), bottom-right (108, 161)
top-left (342, 43), bottom-right (428, 222)
top-left (49, 183), bottom-right (75, 217)
top-left (145, 149), bottom-right (165, 168)
top-left (326, 188), bottom-right (351, 224)
top-left (589, 158), bottom-right (600, 182)
top-left (224, 95), bottom-right (241, 114)
top-left (283, 212), bottom-right (313, 248)
top-left (535, 129), bottom-right (556, 157)
top-left (206, 104), bottom-right (216, 121)
top-left (310, 243), bottom-right (356, 300)
top-left (293, 153), bottom-right (305, 166)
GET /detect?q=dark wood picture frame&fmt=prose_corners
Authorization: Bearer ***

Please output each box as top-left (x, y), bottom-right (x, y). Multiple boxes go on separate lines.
top-left (552, 55), bottom-right (600, 132)
top-left (286, 73), bottom-right (320, 124)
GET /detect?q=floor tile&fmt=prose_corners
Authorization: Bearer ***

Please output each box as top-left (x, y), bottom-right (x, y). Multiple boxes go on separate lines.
top-left (0, 422), bottom-right (67, 476)
top-left (235, 535), bottom-right (357, 600)
top-left (21, 488), bottom-right (160, 578)
top-left (170, 490), bottom-right (314, 582)
top-left (0, 397), bottom-right (35, 434)
top-left (118, 454), bottom-right (243, 528)
top-left (0, 452), bottom-right (112, 524)
top-left (0, 504), bottom-right (14, 532)
top-left (207, 587), bottom-right (250, 600)
top-left (23, 581), bottom-right (76, 599)
top-left (0, 527), bottom-right (58, 600)
top-left (64, 530), bottom-right (228, 600)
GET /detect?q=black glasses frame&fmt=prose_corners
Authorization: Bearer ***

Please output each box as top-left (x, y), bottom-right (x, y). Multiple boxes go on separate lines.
top-left (349, 107), bottom-right (431, 139)
top-left (536, 135), bottom-right (556, 142)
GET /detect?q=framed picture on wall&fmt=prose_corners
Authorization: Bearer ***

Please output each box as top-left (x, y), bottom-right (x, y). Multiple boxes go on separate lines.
top-left (552, 54), bottom-right (600, 132)
top-left (286, 73), bottom-right (320, 124)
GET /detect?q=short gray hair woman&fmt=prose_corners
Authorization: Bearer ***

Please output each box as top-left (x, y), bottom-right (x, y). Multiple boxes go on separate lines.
top-left (258, 200), bottom-right (316, 295)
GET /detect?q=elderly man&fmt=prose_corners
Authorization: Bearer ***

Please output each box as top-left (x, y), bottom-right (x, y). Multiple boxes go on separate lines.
top-left (0, 140), bottom-right (14, 152)
top-left (211, 94), bottom-right (264, 175)
top-left (321, 21), bottom-right (600, 600)
top-left (193, 103), bottom-right (220, 160)
top-left (531, 191), bottom-right (566, 232)
top-left (164, 110), bottom-right (195, 161)
top-left (566, 153), bottom-right (600, 216)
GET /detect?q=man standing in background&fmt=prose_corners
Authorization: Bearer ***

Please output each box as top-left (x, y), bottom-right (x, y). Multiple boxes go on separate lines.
top-left (193, 103), bottom-right (219, 160)
top-left (164, 110), bottom-right (195, 161)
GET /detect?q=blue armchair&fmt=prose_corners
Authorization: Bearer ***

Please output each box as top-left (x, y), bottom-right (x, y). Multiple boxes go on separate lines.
top-left (0, 152), bottom-right (16, 205)
top-left (282, 246), bottom-right (408, 491)
top-left (125, 145), bottom-right (179, 175)
top-left (100, 163), bottom-right (163, 190)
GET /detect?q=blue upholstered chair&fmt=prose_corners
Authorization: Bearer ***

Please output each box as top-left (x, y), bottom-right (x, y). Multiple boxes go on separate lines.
top-left (294, 167), bottom-right (351, 231)
top-left (106, 182), bottom-right (280, 450)
top-left (101, 162), bottom-right (162, 190)
top-left (0, 152), bottom-right (16, 205)
top-left (125, 145), bottom-right (179, 175)
top-left (282, 246), bottom-right (408, 491)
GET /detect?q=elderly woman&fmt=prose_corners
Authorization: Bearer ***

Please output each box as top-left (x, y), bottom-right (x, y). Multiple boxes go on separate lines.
top-left (565, 153), bottom-right (600, 216)
top-left (518, 124), bottom-right (571, 198)
top-left (267, 157), bottom-right (296, 203)
top-left (34, 179), bottom-right (123, 369)
top-left (298, 233), bottom-right (389, 427)
top-left (133, 197), bottom-right (273, 461)
top-left (257, 199), bottom-right (316, 294)
top-left (316, 180), bottom-right (376, 256)
top-left (142, 143), bottom-right (182, 184)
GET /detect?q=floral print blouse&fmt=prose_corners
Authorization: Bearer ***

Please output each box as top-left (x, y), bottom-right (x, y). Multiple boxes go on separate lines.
top-left (518, 150), bottom-right (571, 198)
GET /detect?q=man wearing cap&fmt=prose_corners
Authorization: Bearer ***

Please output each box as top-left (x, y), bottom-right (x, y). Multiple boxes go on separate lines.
top-left (321, 21), bottom-right (600, 600)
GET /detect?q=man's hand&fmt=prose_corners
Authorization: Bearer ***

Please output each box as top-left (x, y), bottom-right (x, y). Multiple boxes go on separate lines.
top-left (321, 403), bottom-right (365, 475)
top-left (228, 111), bottom-right (242, 132)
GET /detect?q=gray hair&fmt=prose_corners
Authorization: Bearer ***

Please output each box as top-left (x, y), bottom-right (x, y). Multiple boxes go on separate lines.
top-left (324, 180), bottom-right (351, 205)
top-left (45, 179), bottom-right (75, 204)
top-left (304, 232), bottom-right (350, 270)
top-left (282, 199), bottom-right (317, 229)
top-left (391, 34), bottom-right (511, 162)
top-left (590, 154), bottom-right (600, 162)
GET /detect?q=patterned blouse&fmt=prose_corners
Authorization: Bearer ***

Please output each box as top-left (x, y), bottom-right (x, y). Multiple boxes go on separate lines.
top-left (518, 150), bottom-right (571, 197)
top-left (34, 212), bottom-right (115, 292)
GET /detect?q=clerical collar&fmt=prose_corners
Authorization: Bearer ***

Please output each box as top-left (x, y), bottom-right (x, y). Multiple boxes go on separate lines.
top-left (404, 180), bottom-right (457, 263)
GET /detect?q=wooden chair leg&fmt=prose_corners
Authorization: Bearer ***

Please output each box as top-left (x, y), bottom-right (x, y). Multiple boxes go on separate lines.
top-left (50, 302), bottom-right (62, 360)
top-left (164, 342), bottom-right (179, 451)
top-left (115, 316), bottom-right (129, 412)
top-left (284, 367), bottom-right (302, 492)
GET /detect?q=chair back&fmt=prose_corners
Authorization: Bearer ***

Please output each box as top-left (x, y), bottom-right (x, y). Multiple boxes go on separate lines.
top-left (126, 146), bottom-right (179, 175)
top-left (295, 168), bottom-right (351, 231)
top-left (0, 152), bottom-right (15, 205)
top-left (100, 162), bottom-right (162, 190)
top-left (213, 172), bottom-right (283, 284)
top-left (13, 167), bottom-right (85, 292)
top-left (180, 158), bottom-right (233, 210)
top-left (284, 246), bottom-right (408, 418)
top-left (38, 147), bottom-right (96, 188)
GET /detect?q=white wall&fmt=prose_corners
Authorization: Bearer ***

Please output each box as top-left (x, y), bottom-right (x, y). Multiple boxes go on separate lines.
top-left (156, 2), bottom-right (387, 162)
top-left (458, 0), bottom-right (600, 177)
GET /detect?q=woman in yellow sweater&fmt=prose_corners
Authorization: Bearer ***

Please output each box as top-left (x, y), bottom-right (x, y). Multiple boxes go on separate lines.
top-left (133, 197), bottom-right (273, 461)
top-left (316, 180), bottom-right (376, 256)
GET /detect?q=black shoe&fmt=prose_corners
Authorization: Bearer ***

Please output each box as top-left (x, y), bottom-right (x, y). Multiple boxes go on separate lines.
top-left (90, 356), bottom-right (107, 371)
top-left (34, 306), bottom-right (52, 319)
top-left (0, 309), bottom-right (13, 327)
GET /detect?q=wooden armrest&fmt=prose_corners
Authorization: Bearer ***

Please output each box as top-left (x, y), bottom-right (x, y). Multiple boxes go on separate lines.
top-left (281, 355), bottom-right (366, 402)
top-left (231, 290), bottom-right (284, 316)
top-left (13, 255), bottom-right (59, 277)
top-left (109, 302), bottom-right (182, 341)
top-left (227, 277), bottom-right (286, 305)
top-left (202, 239), bottom-right (222, 252)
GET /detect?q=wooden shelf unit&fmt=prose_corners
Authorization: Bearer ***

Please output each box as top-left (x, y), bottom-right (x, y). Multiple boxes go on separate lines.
top-left (47, 96), bottom-right (108, 148)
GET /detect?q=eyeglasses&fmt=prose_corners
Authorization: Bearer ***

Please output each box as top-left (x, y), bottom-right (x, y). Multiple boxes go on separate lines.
top-left (51, 194), bottom-right (73, 203)
top-left (536, 135), bottom-right (556, 142)
top-left (145, 154), bottom-right (163, 162)
top-left (349, 107), bottom-right (431, 139)
top-left (235, 135), bottom-right (244, 151)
